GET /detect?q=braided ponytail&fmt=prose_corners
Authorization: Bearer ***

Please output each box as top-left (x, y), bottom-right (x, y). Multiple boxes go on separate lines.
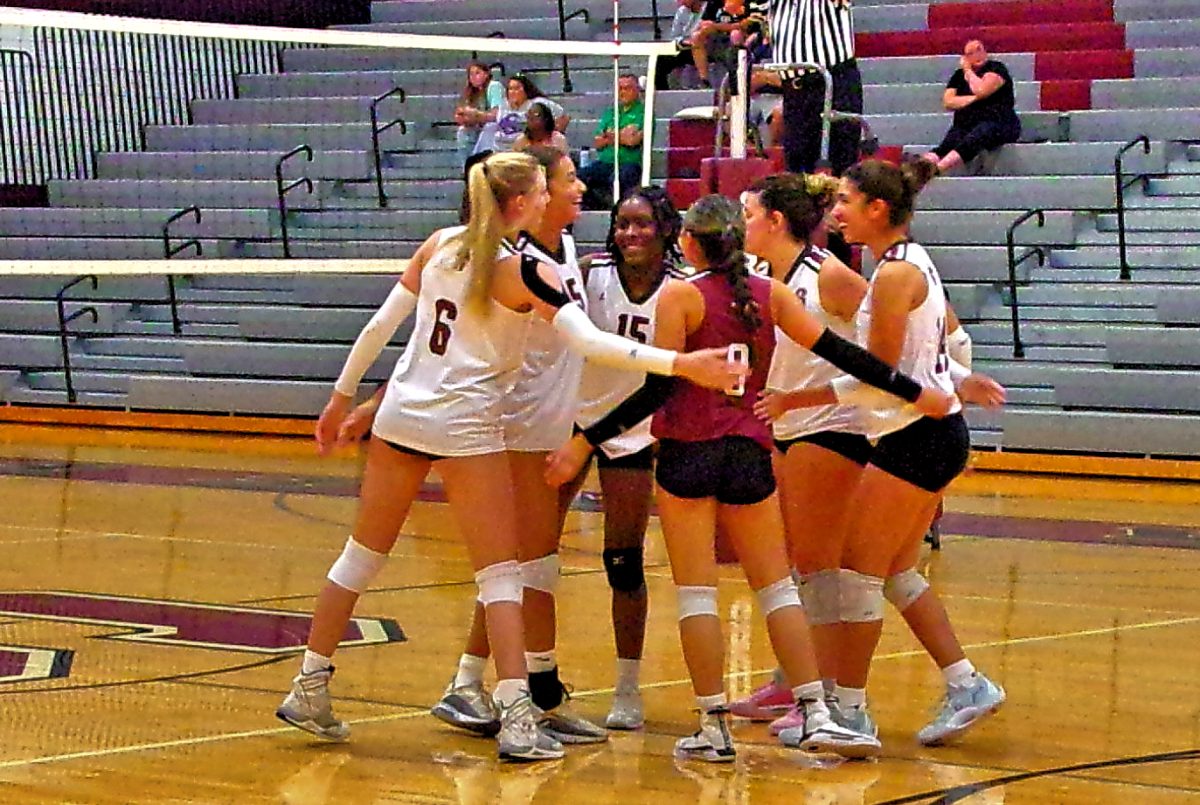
top-left (682, 195), bottom-right (760, 333)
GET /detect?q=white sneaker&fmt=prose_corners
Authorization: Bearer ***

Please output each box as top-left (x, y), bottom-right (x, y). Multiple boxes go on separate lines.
top-left (605, 687), bottom-right (644, 730)
top-left (918, 673), bottom-right (1006, 746)
top-left (430, 677), bottom-right (501, 736)
top-left (778, 704), bottom-right (881, 759)
top-left (674, 708), bottom-right (735, 763)
top-left (497, 693), bottom-right (565, 763)
top-left (276, 667), bottom-right (350, 741)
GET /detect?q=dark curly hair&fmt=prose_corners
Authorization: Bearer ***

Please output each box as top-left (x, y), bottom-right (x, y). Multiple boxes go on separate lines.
top-left (682, 194), bottom-right (760, 333)
top-left (843, 156), bottom-right (939, 227)
top-left (604, 185), bottom-right (683, 270)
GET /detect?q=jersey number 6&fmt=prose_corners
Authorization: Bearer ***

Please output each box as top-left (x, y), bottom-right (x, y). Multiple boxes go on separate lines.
top-left (429, 298), bottom-right (459, 356)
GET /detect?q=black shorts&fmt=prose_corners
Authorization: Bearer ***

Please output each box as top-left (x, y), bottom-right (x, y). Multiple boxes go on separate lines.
top-left (774, 430), bottom-right (875, 466)
top-left (596, 443), bottom-right (656, 471)
top-left (656, 436), bottom-right (776, 505)
top-left (869, 414), bottom-right (969, 493)
top-left (377, 436), bottom-right (448, 462)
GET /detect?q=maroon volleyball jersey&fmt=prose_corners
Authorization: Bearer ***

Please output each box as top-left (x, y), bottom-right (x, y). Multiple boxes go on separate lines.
top-left (652, 271), bottom-right (776, 449)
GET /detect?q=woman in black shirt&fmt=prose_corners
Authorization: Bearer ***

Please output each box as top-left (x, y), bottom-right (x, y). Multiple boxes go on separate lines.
top-left (922, 40), bottom-right (1021, 173)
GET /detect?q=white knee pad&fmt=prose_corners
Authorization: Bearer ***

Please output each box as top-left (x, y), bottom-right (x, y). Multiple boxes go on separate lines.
top-left (756, 577), bottom-right (802, 616)
top-left (520, 554), bottom-right (561, 594)
top-left (326, 537), bottom-right (387, 593)
top-left (884, 568), bottom-right (930, 611)
top-left (838, 569), bottom-right (885, 623)
top-left (797, 569), bottom-right (840, 626)
top-left (476, 560), bottom-right (524, 605)
top-left (677, 585), bottom-right (719, 622)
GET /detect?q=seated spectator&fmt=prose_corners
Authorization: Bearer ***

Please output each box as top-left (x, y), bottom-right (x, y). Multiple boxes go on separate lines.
top-left (691, 0), bottom-right (758, 88)
top-left (579, 73), bottom-right (646, 210)
top-left (655, 0), bottom-right (706, 90)
top-left (922, 40), bottom-right (1021, 174)
top-left (474, 73), bottom-right (570, 154)
top-left (513, 103), bottom-right (570, 156)
top-left (453, 61), bottom-right (503, 164)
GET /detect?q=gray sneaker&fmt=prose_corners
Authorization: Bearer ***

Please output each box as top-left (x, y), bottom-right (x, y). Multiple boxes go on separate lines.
top-left (674, 707), bottom-right (735, 763)
top-left (918, 673), bottom-right (1006, 746)
top-left (605, 686), bottom-right (644, 731)
top-left (539, 685), bottom-right (609, 744)
top-left (497, 693), bottom-right (566, 763)
top-left (835, 703), bottom-right (879, 740)
top-left (778, 705), bottom-right (882, 760)
top-left (276, 667), bottom-right (350, 741)
top-left (431, 678), bottom-right (501, 737)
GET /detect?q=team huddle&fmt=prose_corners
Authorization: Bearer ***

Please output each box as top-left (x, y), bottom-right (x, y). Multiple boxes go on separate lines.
top-left (274, 146), bottom-right (1007, 765)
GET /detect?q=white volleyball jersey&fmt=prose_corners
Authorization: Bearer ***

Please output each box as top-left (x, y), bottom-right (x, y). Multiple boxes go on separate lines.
top-left (575, 254), bottom-right (670, 459)
top-left (372, 227), bottom-right (528, 456)
top-left (501, 231), bottom-right (587, 452)
top-left (855, 240), bottom-right (961, 439)
top-left (767, 246), bottom-right (864, 440)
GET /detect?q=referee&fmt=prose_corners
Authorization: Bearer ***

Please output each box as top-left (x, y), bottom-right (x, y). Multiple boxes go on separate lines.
top-left (766, 0), bottom-right (862, 176)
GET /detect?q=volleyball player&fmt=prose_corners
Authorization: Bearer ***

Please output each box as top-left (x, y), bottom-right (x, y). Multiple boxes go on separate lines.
top-left (764, 159), bottom-right (1006, 750)
top-left (546, 195), bottom-right (958, 762)
top-left (275, 152), bottom-right (742, 763)
top-left (733, 172), bottom-right (1005, 744)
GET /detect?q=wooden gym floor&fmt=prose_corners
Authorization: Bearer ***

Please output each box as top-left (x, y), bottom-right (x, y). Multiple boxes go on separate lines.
top-left (0, 424), bottom-right (1197, 804)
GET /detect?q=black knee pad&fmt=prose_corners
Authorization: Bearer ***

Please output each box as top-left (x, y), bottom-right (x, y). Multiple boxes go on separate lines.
top-left (603, 547), bottom-right (646, 593)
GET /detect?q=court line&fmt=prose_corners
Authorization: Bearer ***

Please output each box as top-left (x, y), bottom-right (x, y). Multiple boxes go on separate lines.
top-left (0, 707), bottom-right (429, 771)
top-left (3, 614), bottom-right (1197, 771)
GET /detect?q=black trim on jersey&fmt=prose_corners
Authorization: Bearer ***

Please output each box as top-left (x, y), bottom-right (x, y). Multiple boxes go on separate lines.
top-left (581, 374), bottom-right (674, 446)
top-left (520, 254), bottom-right (571, 308)
top-left (617, 260), bottom-right (671, 306)
top-left (516, 230), bottom-right (568, 265)
top-left (880, 239), bottom-right (911, 263)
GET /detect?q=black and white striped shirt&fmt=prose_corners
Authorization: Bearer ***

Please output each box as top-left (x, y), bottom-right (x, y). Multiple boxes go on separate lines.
top-left (764, 0), bottom-right (855, 70)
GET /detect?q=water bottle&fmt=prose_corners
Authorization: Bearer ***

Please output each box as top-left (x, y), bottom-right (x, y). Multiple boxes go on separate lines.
top-left (579, 147), bottom-right (592, 169)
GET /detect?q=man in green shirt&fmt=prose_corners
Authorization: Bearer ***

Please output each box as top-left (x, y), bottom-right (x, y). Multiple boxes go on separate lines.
top-left (580, 73), bottom-right (646, 210)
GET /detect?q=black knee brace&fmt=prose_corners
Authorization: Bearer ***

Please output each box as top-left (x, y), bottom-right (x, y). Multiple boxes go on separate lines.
top-left (603, 547), bottom-right (646, 593)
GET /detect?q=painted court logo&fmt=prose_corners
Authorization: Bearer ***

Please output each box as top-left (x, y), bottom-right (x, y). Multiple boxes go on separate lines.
top-left (0, 591), bottom-right (404, 683)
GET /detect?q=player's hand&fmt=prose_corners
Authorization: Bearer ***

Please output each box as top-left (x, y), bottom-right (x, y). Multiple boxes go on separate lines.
top-left (316, 393), bottom-right (353, 456)
top-left (336, 398), bottom-right (381, 447)
top-left (674, 347), bottom-right (750, 391)
top-left (957, 373), bottom-right (1006, 409)
top-left (753, 390), bottom-right (793, 421)
top-left (545, 434), bottom-right (593, 488)
top-left (915, 387), bottom-right (957, 419)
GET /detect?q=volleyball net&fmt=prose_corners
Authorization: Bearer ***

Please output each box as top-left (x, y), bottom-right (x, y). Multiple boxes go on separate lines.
top-left (0, 5), bottom-right (677, 412)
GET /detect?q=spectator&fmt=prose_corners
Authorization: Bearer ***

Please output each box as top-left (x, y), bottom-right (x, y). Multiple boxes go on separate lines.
top-left (655, 0), bottom-right (706, 90)
top-left (766, 0), bottom-right (861, 263)
top-left (690, 0), bottom-right (751, 88)
top-left (922, 40), bottom-right (1021, 174)
top-left (513, 103), bottom-right (570, 156)
top-left (475, 73), bottom-right (570, 154)
top-left (579, 73), bottom-right (645, 211)
top-left (454, 61), bottom-right (504, 164)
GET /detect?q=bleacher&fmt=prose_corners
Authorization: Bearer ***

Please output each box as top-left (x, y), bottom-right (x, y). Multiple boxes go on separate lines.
top-left (0, 0), bottom-right (1198, 457)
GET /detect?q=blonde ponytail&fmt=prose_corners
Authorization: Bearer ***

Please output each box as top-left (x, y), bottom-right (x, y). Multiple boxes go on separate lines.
top-left (454, 151), bottom-right (543, 314)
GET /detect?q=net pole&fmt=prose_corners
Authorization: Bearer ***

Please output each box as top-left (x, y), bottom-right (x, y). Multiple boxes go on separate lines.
top-left (611, 0), bottom-right (621, 205)
top-left (640, 53), bottom-right (656, 186)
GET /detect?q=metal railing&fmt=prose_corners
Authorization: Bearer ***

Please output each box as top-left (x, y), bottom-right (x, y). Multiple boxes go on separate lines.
top-left (55, 275), bottom-right (98, 404)
top-left (554, 3), bottom-right (592, 93)
top-left (1004, 209), bottom-right (1049, 359)
top-left (0, 48), bottom-right (48, 186)
top-left (275, 145), bottom-right (314, 259)
top-left (1114, 135), bottom-right (1151, 281)
top-left (162, 206), bottom-right (203, 334)
top-left (370, 88), bottom-right (408, 209)
top-left (470, 31), bottom-right (508, 61)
